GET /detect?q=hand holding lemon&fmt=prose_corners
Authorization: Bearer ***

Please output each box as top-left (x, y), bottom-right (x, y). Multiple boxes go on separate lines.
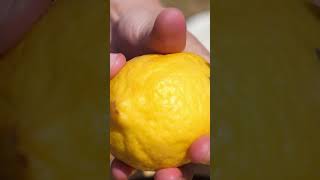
top-left (0, 0), bottom-right (211, 179)
top-left (110, 53), bottom-right (210, 179)
top-left (111, 52), bottom-right (210, 170)
top-left (110, 1), bottom-right (211, 179)
top-left (110, 0), bottom-right (210, 180)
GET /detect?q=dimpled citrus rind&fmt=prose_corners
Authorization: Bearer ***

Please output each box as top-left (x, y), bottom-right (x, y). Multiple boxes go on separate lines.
top-left (110, 52), bottom-right (210, 170)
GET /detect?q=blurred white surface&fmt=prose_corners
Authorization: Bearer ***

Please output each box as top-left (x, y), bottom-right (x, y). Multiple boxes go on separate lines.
top-left (187, 11), bottom-right (210, 52)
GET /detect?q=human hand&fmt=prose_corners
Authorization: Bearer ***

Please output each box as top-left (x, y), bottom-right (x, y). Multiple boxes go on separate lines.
top-left (110, 53), bottom-right (126, 79)
top-left (1, 0), bottom-right (211, 178)
top-left (110, 52), bottom-right (210, 180)
top-left (110, 0), bottom-right (210, 62)
top-left (110, 135), bottom-right (210, 180)
top-left (110, 1), bottom-right (211, 179)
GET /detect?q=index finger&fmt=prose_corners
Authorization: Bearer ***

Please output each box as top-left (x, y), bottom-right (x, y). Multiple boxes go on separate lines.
top-left (111, 159), bottom-right (135, 180)
top-left (110, 53), bottom-right (126, 79)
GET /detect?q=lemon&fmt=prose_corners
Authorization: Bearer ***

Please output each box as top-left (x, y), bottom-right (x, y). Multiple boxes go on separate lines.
top-left (110, 52), bottom-right (210, 170)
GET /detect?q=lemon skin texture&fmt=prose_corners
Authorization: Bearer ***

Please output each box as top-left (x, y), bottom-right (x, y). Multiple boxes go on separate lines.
top-left (110, 52), bottom-right (210, 171)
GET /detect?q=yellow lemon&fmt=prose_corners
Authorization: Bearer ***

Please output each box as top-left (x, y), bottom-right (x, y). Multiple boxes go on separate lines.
top-left (110, 52), bottom-right (210, 170)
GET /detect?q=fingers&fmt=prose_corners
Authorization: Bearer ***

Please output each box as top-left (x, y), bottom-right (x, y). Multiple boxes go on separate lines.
top-left (110, 135), bottom-right (210, 180)
top-left (153, 135), bottom-right (210, 180)
top-left (154, 168), bottom-right (184, 180)
top-left (146, 8), bottom-right (210, 62)
top-left (188, 135), bottom-right (210, 165)
top-left (109, 50), bottom-right (130, 180)
top-left (113, 7), bottom-right (187, 58)
top-left (110, 53), bottom-right (126, 79)
top-left (111, 159), bottom-right (134, 180)
top-left (146, 8), bottom-right (187, 54)
top-left (154, 165), bottom-right (196, 180)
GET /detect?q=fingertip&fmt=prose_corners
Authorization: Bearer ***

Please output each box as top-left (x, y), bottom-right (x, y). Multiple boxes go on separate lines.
top-left (110, 53), bottom-right (126, 79)
top-left (154, 168), bottom-right (183, 180)
top-left (157, 8), bottom-right (186, 31)
top-left (188, 135), bottom-right (210, 165)
top-left (111, 159), bottom-right (134, 180)
top-left (148, 8), bottom-right (186, 53)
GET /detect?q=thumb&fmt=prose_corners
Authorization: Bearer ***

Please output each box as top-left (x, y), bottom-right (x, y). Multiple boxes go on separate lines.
top-left (146, 8), bottom-right (187, 54)
top-left (110, 53), bottom-right (126, 79)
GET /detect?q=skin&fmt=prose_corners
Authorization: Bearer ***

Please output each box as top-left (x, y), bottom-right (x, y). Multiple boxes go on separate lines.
top-left (110, 1), bottom-right (210, 179)
top-left (0, 0), bottom-right (211, 179)
top-left (111, 1), bottom-right (320, 178)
